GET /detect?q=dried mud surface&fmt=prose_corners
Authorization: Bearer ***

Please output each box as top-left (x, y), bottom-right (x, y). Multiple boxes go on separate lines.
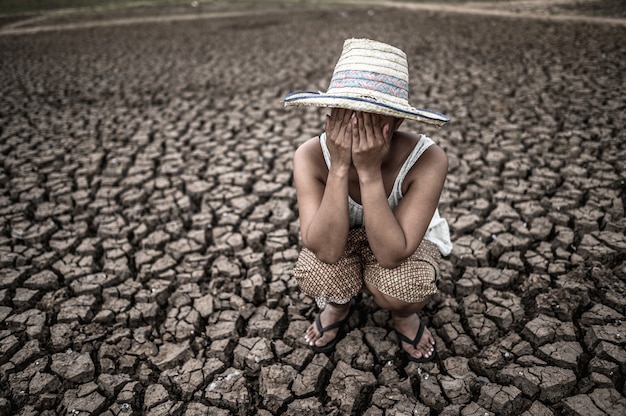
top-left (1, 3), bottom-right (625, 415)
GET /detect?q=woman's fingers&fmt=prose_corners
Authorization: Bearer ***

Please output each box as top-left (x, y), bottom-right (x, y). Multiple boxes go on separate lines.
top-left (338, 108), bottom-right (352, 126)
top-left (349, 112), bottom-right (358, 151)
top-left (325, 108), bottom-right (354, 168)
top-left (382, 122), bottom-right (390, 142)
top-left (370, 113), bottom-right (388, 143)
top-left (350, 112), bottom-right (395, 174)
top-left (328, 109), bottom-right (347, 136)
top-left (331, 108), bottom-right (395, 160)
top-left (331, 108), bottom-right (351, 139)
top-left (353, 111), bottom-right (369, 152)
top-left (363, 112), bottom-right (373, 136)
top-left (354, 112), bottom-right (385, 149)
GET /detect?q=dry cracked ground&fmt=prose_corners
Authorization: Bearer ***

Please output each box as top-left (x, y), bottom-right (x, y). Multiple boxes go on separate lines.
top-left (0, 3), bottom-right (625, 415)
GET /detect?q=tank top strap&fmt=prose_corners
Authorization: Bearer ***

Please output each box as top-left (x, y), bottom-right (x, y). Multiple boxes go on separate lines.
top-left (319, 133), bottom-right (332, 168)
top-left (391, 135), bottom-right (435, 199)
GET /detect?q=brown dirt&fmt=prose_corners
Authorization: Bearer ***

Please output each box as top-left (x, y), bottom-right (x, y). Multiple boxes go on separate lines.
top-left (0, 1), bottom-right (625, 415)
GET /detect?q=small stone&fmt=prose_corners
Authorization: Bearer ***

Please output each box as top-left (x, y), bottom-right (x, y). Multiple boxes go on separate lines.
top-left (143, 384), bottom-right (169, 410)
top-left (150, 341), bottom-right (193, 371)
top-left (205, 368), bottom-right (250, 414)
top-left (23, 270), bottom-right (59, 290)
top-left (292, 354), bottom-right (333, 397)
top-left (29, 372), bottom-right (62, 396)
top-left (61, 387), bottom-right (107, 414)
top-left (50, 351), bottom-right (95, 383)
top-left (439, 375), bottom-right (472, 405)
top-left (498, 364), bottom-right (576, 403)
top-left (247, 306), bottom-right (286, 339)
top-left (326, 361), bottom-right (377, 415)
top-left (259, 363), bottom-right (298, 413)
top-left (232, 337), bottom-right (274, 372)
top-left (477, 383), bottom-right (524, 415)
top-left (537, 341), bottom-right (583, 370)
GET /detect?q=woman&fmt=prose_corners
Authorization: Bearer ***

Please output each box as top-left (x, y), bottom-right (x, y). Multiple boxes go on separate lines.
top-left (284, 38), bottom-right (452, 362)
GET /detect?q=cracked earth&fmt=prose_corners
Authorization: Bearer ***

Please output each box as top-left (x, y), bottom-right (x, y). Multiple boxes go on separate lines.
top-left (0, 1), bottom-right (625, 415)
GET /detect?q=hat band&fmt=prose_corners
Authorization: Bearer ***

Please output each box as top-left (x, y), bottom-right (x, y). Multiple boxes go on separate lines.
top-left (328, 70), bottom-right (409, 101)
top-left (283, 92), bottom-right (449, 122)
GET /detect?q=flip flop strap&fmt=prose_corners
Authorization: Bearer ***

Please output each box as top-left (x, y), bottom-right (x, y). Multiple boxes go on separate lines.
top-left (314, 298), bottom-right (356, 335)
top-left (397, 319), bottom-right (425, 348)
top-left (315, 313), bottom-right (345, 335)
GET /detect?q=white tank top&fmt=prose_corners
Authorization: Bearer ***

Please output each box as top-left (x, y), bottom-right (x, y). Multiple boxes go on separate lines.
top-left (319, 132), bottom-right (452, 256)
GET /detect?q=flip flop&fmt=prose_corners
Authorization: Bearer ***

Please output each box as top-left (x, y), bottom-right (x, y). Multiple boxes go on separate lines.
top-left (309, 297), bottom-right (357, 353)
top-left (395, 316), bottom-right (437, 363)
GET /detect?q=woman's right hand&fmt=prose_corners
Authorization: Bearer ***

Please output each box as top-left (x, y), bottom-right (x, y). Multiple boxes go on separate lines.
top-left (325, 108), bottom-right (354, 170)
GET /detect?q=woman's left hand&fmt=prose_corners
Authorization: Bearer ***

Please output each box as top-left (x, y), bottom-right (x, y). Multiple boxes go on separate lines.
top-left (351, 112), bottom-right (393, 177)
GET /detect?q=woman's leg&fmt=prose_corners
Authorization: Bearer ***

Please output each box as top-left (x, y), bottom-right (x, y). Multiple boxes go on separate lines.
top-left (304, 301), bottom-right (352, 348)
top-left (293, 229), bottom-right (367, 351)
top-left (365, 282), bottom-right (436, 361)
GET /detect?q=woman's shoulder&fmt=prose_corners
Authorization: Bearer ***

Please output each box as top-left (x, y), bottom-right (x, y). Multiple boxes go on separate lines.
top-left (294, 136), bottom-right (326, 170)
top-left (396, 131), bottom-right (445, 155)
top-left (295, 135), bottom-right (322, 157)
top-left (394, 130), bottom-right (432, 146)
top-left (394, 131), bottom-right (447, 174)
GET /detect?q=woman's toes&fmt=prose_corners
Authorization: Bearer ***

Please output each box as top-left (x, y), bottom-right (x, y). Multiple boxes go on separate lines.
top-left (421, 343), bottom-right (434, 357)
top-left (315, 332), bottom-right (332, 347)
top-left (304, 325), bottom-right (318, 345)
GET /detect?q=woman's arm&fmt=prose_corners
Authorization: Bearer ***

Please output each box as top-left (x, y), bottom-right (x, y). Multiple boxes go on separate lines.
top-left (360, 145), bottom-right (447, 268)
top-left (353, 113), bottom-right (448, 268)
top-left (293, 109), bottom-right (355, 263)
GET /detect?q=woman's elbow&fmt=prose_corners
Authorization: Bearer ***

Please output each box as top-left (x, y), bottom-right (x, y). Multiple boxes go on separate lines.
top-left (376, 252), bottom-right (409, 269)
top-left (302, 242), bottom-right (343, 265)
top-left (377, 259), bottom-right (403, 269)
top-left (312, 245), bottom-right (344, 264)
top-left (315, 252), bottom-right (343, 264)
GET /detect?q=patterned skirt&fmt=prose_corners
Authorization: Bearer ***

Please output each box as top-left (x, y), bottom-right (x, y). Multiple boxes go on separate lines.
top-left (292, 227), bottom-right (441, 305)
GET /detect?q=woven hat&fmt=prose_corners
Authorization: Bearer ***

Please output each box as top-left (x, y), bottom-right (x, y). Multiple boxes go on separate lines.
top-left (283, 38), bottom-right (449, 126)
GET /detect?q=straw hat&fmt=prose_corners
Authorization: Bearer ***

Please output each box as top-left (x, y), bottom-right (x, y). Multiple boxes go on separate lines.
top-left (283, 38), bottom-right (449, 126)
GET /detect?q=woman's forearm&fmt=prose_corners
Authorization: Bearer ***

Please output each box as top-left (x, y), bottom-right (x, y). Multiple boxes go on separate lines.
top-left (301, 166), bottom-right (351, 263)
top-left (359, 174), bottom-right (418, 268)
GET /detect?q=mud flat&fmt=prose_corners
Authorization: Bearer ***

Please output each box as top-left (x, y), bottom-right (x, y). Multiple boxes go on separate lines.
top-left (0, 3), bottom-right (625, 415)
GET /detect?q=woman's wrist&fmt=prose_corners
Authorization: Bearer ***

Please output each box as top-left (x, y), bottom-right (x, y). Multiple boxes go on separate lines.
top-left (329, 164), bottom-right (351, 178)
top-left (357, 168), bottom-right (383, 185)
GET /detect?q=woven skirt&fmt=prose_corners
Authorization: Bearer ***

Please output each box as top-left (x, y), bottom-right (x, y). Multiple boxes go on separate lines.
top-left (292, 228), bottom-right (441, 305)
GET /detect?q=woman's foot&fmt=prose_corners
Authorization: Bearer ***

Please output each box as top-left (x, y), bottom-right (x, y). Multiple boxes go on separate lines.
top-left (305, 302), bottom-right (352, 350)
top-left (392, 313), bottom-right (436, 362)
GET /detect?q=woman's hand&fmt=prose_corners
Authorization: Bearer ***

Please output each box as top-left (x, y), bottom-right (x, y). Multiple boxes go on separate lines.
top-left (351, 112), bottom-right (393, 177)
top-left (325, 108), bottom-right (354, 171)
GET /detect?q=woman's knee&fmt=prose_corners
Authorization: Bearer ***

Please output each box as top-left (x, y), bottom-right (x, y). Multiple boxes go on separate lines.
top-left (366, 283), bottom-right (428, 314)
top-left (386, 296), bottom-right (428, 315)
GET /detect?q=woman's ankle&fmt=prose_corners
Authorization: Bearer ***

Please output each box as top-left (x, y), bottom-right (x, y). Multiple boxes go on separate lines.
top-left (326, 301), bottom-right (351, 314)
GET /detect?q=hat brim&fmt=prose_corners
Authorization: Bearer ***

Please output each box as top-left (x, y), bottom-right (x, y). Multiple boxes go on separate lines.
top-left (283, 90), bottom-right (449, 127)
